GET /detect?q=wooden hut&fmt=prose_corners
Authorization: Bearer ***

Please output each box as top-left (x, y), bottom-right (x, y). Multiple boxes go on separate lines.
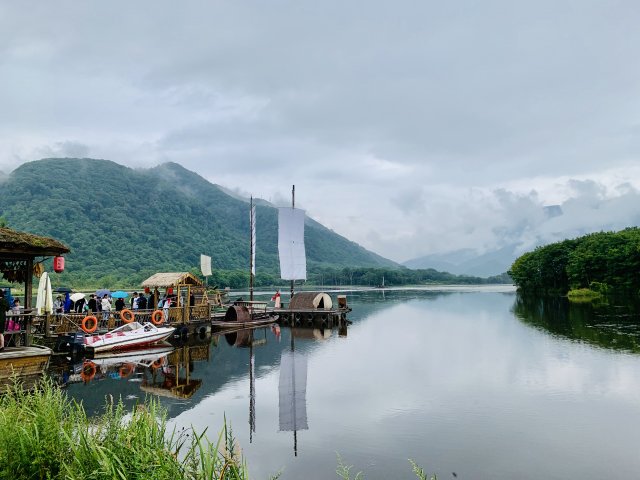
top-left (141, 272), bottom-right (209, 324)
top-left (0, 227), bottom-right (70, 389)
top-left (0, 226), bottom-right (70, 310)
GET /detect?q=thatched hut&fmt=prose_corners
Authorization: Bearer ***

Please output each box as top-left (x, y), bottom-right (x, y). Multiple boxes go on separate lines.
top-left (0, 226), bottom-right (70, 309)
top-left (141, 272), bottom-right (208, 323)
top-left (288, 292), bottom-right (333, 310)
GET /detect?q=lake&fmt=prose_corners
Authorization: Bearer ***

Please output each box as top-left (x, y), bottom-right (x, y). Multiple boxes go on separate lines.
top-left (53, 286), bottom-right (640, 479)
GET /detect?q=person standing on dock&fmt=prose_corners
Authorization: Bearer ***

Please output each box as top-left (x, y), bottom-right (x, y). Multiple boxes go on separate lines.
top-left (114, 297), bottom-right (125, 312)
top-left (88, 294), bottom-right (97, 313)
top-left (271, 290), bottom-right (281, 308)
top-left (163, 295), bottom-right (171, 322)
top-left (131, 292), bottom-right (139, 310)
top-left (0, 290), bottom-right (9, 351)
top-left (138, 293), bottom-right (147, 311)
top-left (101, 295), bottom-right (111, 322)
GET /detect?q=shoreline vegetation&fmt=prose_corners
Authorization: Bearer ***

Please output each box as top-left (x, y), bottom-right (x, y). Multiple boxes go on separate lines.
top-left (3, 266), bottom-right (512, 294)
top-left (0, 378), bottom-right (436, 480)
top-left (508, 227), bottom-right (640, 299)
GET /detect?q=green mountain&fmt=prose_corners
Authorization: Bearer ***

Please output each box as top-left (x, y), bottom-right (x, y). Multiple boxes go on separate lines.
top-left (0, 158), bottom-right (396, 288)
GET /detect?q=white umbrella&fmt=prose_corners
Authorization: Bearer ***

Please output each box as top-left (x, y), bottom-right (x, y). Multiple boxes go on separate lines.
top-left (70, 292), bottom-right (85, 302)
top-left (45, 275), bottom-right (53, 314)
top-left (36, 272), bottom-right (53, 314)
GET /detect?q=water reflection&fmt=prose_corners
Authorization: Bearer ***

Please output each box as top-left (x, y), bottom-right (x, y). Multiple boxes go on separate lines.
top-left (54, 287), bottom-right (640, 480)
top-left (513, 293), bottom-right (640, 353)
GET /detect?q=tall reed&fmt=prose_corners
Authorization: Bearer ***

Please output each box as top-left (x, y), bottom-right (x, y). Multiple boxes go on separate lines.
top-left (0, 378), bottom-right (247, 480)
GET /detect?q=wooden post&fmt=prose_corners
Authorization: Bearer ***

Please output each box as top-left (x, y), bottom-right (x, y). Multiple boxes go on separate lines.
top-left (290, 185), bottom-right (295, 299)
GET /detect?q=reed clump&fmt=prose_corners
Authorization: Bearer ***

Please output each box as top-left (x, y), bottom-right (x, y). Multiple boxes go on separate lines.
top-left (0, 378), bottom-right (247, 480)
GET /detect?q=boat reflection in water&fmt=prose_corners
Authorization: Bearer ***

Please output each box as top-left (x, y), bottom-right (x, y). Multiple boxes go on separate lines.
top-left (50, 340), bottom-right (210, 402)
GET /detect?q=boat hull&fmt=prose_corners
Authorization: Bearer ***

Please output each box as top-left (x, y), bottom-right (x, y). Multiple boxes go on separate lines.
top-left (84, 328), bottom-right (175, 353)
top-left (0, 346), bottom-right (53, 391)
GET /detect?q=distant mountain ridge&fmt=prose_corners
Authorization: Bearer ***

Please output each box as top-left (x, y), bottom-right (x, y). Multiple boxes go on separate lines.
top-left (403, 245), bottom-right (520, 277)
top-left (0, 158), bottom-right (396, 286)
top-left (403, 205), bottom-right (567, 277)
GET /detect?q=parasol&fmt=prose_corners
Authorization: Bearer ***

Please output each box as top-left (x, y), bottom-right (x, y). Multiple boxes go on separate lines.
top-left (111, 291), bottom-right (129, 299)
top-left (96, 289), bottom-right (111, 298)
top-left (70, 292), bottom-right (86, 302)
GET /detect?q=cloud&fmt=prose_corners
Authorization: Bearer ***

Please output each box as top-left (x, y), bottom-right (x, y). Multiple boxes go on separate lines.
top-left (0, 1), bottom-right (639, 262)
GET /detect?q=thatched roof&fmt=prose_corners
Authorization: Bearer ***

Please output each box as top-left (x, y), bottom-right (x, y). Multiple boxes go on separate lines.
top-left (0, 227), bottom-right (70, 257)
top-left (141, 272), bottom-right (203, 288)
top-left (289, 292), bottom-right (333, 310)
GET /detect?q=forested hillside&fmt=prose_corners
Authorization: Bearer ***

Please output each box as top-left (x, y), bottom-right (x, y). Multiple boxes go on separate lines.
top-left (0, 158), bottom-right (396, 287)
top-left (508, 228), bottom-right (640, 294)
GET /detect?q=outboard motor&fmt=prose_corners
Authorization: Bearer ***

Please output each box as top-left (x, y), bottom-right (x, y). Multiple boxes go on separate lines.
top-left (55, 331), bottom-right (86, 355)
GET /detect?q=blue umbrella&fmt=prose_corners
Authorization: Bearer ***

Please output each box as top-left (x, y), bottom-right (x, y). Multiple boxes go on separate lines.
top-left (96, 289), bottom-right (111, 298)
top-left (112, 290), bottom-right (129, 299)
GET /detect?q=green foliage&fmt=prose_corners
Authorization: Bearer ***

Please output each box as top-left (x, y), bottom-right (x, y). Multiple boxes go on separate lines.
top-left (0, 158), bottom-right (511, 289)
top-left (509, 228), bottom-right (640, 294)
top-left (567, 288), bottom-right (602, 303)
top-left (0, 158), bottom-right (395, 288)
top-left (0, 377), bottom-right (248, 480)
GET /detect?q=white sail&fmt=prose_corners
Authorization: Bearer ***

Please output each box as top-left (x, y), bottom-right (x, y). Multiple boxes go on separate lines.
top-left (278, 350), bottom-right (308, 432)
top-left (278, 207), bottom-right (306, 280)
top-left (200, 254), bottom-right (212, 277)
top-left (250, 203), bottom-right (256, 276)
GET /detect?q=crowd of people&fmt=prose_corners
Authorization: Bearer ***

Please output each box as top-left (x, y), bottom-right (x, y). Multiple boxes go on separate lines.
top-left (54, 291), bottom-right (182, 316)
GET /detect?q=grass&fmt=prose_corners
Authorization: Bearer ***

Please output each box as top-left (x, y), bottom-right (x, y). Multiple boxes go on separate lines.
top-left (0, 378), bottom-right (248, 480)
top-left (336, 455), bottom-right (437, 480)
top-left (567, 288), bottom-right (602, 302)
top-left (0, 378), bottom-right (435, 480)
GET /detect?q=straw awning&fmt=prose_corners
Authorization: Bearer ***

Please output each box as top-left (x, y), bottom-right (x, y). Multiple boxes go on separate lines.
top-left (0, 227), bottom-right (70, 258)
top-left (141, 272), bottom-right (203, 288)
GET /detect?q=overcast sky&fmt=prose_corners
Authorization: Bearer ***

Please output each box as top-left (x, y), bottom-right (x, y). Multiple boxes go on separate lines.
top-left (1, 1), bottom-right (639, 263)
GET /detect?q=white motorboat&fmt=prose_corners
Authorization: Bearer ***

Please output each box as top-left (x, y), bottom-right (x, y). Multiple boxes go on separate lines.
top-left (83, 322), bottom-right (175, 353)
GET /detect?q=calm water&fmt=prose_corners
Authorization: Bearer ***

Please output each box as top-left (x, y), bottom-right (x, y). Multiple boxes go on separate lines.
top-left (51, 286), bottom-right (640, 479)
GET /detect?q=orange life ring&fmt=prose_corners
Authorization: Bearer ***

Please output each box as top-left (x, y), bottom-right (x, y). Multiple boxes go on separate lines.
top-left (119, 363), bottom-right (134, 378)
top-left (151, 309), bottom-right (165, 325)
top-left (81, 361), bottom-right (96, 382)
top-left (151, 358), bottom-right (164, 370)
top-left (81, 316), bottom-right (98, 334)
top-left (120, 308), bottom-right (135, 323)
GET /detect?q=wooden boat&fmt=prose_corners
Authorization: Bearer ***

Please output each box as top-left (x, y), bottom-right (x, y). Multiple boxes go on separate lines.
top-left (212, 304), bottom-right (276, 331)
top-left (83, 322), bottom-right (175, 353)
top-left (0, 345), bottom-right (52, 391)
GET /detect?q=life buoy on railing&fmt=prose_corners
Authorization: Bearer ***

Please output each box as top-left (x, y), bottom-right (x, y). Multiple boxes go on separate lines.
top-left (151, 310), bottom-right (165, 325)
top-left (120, 309), bottom-right (135, 323)
top-left (151, 358), bottom-right (164, 370)
top-left (119, 363), bottom-right (134, 378)
top-left (81, 361), bottom-right (97, 382)
top-left (81, 316), bottom-right (98, 334)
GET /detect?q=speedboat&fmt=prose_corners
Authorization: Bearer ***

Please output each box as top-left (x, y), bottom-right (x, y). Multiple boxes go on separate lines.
top-left (83, 322), bottom-right (175, 353)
